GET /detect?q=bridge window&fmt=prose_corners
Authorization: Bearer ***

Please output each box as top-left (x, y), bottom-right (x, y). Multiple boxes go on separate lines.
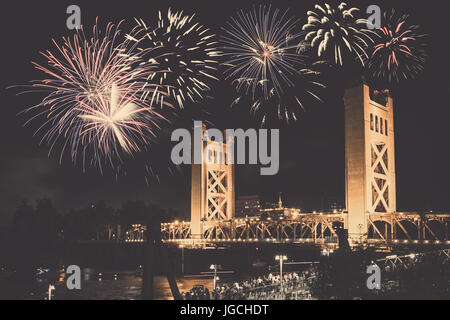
top-left (380, 117), bottom-right (384, 135)
top-left (385, 120), bottom-right (388, 136)
top-left (375, 116), bottom-right (379, 133)
top-left (370, 114), bottom-right (374, 131)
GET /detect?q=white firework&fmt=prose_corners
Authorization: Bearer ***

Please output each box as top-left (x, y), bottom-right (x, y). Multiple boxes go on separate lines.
top-left (302, 2), bottom-right (376, 66)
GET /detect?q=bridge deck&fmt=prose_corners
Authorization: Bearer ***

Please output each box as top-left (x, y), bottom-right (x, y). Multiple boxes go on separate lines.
top-left (124, 212), bottom-right (450, 246)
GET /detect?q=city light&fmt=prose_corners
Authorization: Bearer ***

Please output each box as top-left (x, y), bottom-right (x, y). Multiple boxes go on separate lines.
top-left (275, 255), bottom-right (288, 298)
top-left (210, 264), bottom-right (222, 290)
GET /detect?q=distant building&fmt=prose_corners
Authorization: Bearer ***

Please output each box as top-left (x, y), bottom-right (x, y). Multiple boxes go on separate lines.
top-left (264, 193), bottom-right (285, 210)
top-left (329, 201), bottom-right (345, 212)
top-left (260, 193), bottom-right (301, 218)
top-left (264, 202), bottom-right (279, 210)
top-left (235, 195), bottom-right (262, 217)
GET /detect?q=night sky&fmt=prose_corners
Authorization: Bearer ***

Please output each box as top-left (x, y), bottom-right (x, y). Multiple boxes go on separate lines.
top-left (1, 0), bottom-right (449, 225)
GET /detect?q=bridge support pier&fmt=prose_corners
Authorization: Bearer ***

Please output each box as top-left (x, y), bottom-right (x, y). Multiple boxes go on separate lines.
top-left (190, 122), bottom-right (235, 240)
top-left (344, 82), bottom-right (397, 244)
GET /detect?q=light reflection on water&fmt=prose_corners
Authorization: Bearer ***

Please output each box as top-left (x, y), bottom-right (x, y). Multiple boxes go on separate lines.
top-left (59, 271), bottom-right (143, 300)
top-left (0, 267), bottom-right (246, 300)
top-left (57, 271), bottom-right (216, 300)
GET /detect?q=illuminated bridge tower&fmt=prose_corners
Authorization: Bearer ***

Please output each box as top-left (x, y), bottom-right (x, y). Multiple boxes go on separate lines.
top-left (191, 123), bottom-right (235, 240)
top-left (344, 82), bottom-right (397, 242)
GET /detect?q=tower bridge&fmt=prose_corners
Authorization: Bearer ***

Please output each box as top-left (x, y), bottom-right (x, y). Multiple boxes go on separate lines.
top-left (128, 82), bottom-right (450, 248)
top-left (159, 212), bottom-right (450, 246)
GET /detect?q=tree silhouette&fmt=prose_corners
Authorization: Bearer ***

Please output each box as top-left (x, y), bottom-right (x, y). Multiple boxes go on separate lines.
top-left (35, 199), bottom-right (61, 250)
top-left (11, 201), bottom-right (38, 277)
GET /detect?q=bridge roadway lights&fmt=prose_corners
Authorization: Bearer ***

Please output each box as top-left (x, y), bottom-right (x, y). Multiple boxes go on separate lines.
top-left (158, 212), bottom-right (450, 246)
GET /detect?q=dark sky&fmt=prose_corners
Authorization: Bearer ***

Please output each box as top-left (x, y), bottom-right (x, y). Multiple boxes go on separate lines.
top-left (1, 0), bottom-right (449, 225)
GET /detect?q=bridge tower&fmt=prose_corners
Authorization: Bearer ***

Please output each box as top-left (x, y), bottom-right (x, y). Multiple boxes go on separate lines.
top-left (191, 122), bottom-right (235, 239)
top-left (344, 82), bottom-right (397, 242)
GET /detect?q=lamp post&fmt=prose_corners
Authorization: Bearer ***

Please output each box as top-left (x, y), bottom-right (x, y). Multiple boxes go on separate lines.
top-left (48, 284), bottom-right (55, 301)
top-left (210, 264), bottom-right (221, 290)
top-left (180, 245), bottom-right (185, 275)
top-left (275, 255), bottom-right (288, 297)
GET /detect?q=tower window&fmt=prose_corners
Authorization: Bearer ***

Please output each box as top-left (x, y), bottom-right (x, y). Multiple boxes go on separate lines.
top-left (385, 120), bottom-right (388, 136)
top-left (375, 116), bottom-right (379, 133)
top-left (370, 114), bottom-right (374, 131)
top-left (380, 118), bottom-right (384, 135)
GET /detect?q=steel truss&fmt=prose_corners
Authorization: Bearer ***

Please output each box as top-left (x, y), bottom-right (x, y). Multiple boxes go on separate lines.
top-left (159, 212), bottom-right (450, 246)
top-left (376, 249), bottom-right (450, 272)
top-left (162, 213), bottom-right (343, 244)
top-left (367, 213), bottom-right (450, 243)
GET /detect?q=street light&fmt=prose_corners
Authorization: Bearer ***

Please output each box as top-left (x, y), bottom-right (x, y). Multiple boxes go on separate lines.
top-left (210, 264), bottom-right (221, 290)
top-left (275, 255), bottom-right (288, 295)
top-left (48, 284), bottom-right (55, 301)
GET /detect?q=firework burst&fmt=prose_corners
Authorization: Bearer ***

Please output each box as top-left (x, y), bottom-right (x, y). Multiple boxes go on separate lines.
top-left (16, 20), bottom-right (171, 172)
top-left (302, 2), bottom-right (375, 66)
top-left (127, 9), bottom-right (221, 109)
top-left (234, 60), bottom-right (326, 126)
top-left (222, 5), bottom-right (305, 99)
top-left (368, 10), bottom-right (427, 84)
top-left (78, 83), bottom-right (163, 156)
top-left (223, 6), bottom-right (325, 125)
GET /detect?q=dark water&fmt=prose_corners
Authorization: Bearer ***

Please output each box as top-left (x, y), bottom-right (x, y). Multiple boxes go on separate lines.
top-left (57, 271), bottom-right (144, 300)
top-left (0, 268), bottom-right (218, 300)
top-left (58, 271), bottom-right (258, 300)
top-left (59, 272), bottom-right (217, 300)
top-left (0, 244), bottom-right (322, 300)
